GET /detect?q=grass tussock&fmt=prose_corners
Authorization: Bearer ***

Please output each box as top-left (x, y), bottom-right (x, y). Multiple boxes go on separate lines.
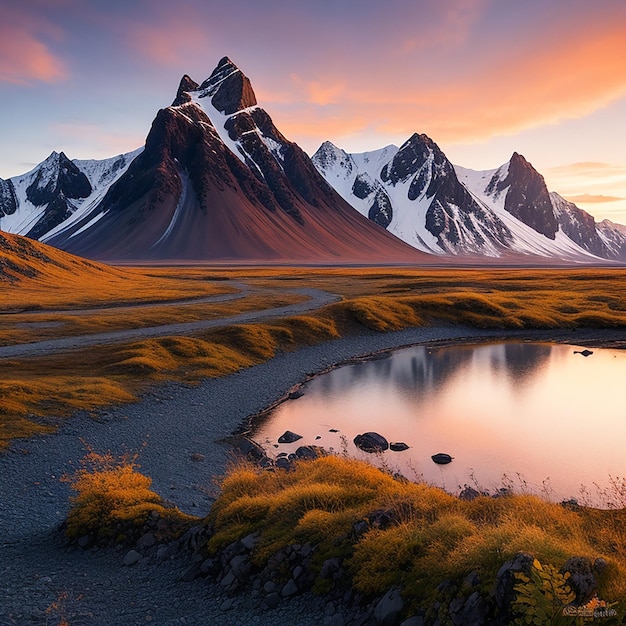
top-left (0, 315), bottom-right (340, 446)
top-left (63, 446), bottom-right (197, 543)
top-left (208, 457), bottom-right (626, 611)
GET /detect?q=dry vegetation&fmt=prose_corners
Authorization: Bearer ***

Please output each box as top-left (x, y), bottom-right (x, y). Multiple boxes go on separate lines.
top-left (2, 261), bottom-right (626, 449)
top-left (0, 231), bottom-right (232, 311)
top-left (63, 446), bottom-right (196, 543)
top-left (207, 456), bottom-right (626, 618)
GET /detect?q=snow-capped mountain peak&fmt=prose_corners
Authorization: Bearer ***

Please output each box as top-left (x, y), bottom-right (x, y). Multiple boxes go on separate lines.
top-left (196, 56), bottom-right (257, 115)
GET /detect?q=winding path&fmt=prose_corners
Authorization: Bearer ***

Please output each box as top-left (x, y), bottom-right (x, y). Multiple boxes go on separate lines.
top-left (0, 285), bottom-right (341, 358)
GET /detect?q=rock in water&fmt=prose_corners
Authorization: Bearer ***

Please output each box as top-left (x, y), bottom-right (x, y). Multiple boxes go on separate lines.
top-left (573, 349), bottom-right (593, 357)
top-left (353, 432), bottom-right (389, 453)
top-left (390, 442), bottom-right (409, 452)
top-left (278, 430), bottom-right (303, 444)
top-left (431, 452), bottom-right (453, 465)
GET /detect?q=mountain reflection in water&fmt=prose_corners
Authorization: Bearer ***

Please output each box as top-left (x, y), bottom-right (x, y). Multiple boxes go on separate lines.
top-left (252, 343), bottom-right (626, 506)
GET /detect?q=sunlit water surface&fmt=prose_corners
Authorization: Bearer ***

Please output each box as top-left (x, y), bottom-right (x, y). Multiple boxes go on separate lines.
top-left (252, 343), bottom-right (626, 505)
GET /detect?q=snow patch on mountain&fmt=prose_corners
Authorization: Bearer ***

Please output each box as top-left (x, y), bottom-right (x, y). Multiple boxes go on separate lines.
top-left (0, 149), bottom-right (142, 240)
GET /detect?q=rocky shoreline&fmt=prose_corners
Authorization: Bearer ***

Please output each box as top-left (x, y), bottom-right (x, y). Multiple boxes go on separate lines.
top-left (2, 324), bottom-right (626, 624)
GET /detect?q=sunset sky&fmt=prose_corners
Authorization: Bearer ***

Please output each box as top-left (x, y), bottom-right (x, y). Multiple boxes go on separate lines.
top-left (2, 0), bottom-right (626, 223)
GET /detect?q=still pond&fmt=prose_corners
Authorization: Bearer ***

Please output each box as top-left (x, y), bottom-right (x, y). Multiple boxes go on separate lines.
top-left (252, 342), bottom-right (626, 506)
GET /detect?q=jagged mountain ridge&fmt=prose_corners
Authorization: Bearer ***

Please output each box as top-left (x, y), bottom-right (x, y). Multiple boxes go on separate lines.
top-left (32, 58), bottom-right (427, 262)
top-left (0, 150), bottom-right (142, 243)
top-left (313, 139), bottom-right (626, 261)
top-left (1, 55), bottom-right (624, 264)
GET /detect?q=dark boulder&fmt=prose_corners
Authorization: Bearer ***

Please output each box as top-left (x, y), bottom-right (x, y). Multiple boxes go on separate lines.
top-left (458, 485), bottom-right (482, 501)
top-left (390, 442), bottom-right (409, 452)
top-left (294, 445), bottom-right (324, 460)
top-left (431, 453), bottom-right (453, 465)
top-left (227, 436), bottom-right (268, 463)
top-left (353, 432), bottom-right (389, 453)
top-left (560, 556), bottom-right (598, 605)
top-left (278, 430), bottom-right (303, 444)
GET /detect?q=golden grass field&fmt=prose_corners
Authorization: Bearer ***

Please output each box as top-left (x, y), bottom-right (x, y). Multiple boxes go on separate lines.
top-left (2, 238), bottom-right (626, 450)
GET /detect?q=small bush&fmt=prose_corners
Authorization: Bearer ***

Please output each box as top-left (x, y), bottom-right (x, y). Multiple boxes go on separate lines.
top-left (63, 446), bottom-right (196, 543)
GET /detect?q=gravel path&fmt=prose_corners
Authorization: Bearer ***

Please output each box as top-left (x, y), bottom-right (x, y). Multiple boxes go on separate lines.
top-left (2, 325), bottom-right (626, 624)
top-left (0, 287), bottom-right (340, 359)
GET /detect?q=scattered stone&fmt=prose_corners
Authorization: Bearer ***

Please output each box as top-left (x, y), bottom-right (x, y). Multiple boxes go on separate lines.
top-left (181, 563), bottom-right (202, 582)
top-left (275, 457), bottom-right (292, 470)
top-left (288, 390), bottom-right (304, 400)
top-left (329, 428), bottom-right (339, 433)
top-left (278, 430), bottom-right (303, 444)
top-left (137, 532), bottom-right (155, 550)
top-left (594, 557), bottom-right (608, 575)
top-left (353, 432), bottom-right (389, 453)
top-left (458, 486), bottom-right (481, 501)
top-left (190, 452), bottom-right (205, 462)
top-left (281, 579), bottom-right (298, 597)
top-left (201, 558), bottom-right (219, 575)
top-left (374, 586), bottom-right (405, 626)
top-left (220, 570), bottom-right (236, 588)
top-left (494, 552), bottom-right (535, 613)
top-left (220, 598), bottom-right (234, 611)
top-left (123, 550), bottom-right (141, 566)
top-left (77, 534), bottom-right (93, 549)
top-left (295, 445), bottom-right (324, 460)
top-left (156, 545), bottom-right (173, 562)
top-left (240, 533), bottom-right (259, 551)
top-left (561, 556), bottom-right (598, 604)
top-left (264, 592), bottom-right (280, 609)
top-left (390, 442), bottom-right (409, 452)
top-left (228, 435), bottom-right (268, 463)
top-left (431, 452), bottom-right (453, 465)
top-left (263, 581), bottom-right (277, 593)
top-left (400, 616), bottom-right (425, 626)
top-left (574, 349), bottom-right (593, 357)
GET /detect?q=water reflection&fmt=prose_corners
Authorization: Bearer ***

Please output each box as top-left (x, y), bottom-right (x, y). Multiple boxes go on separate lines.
top-left (252, 343), bottom-right (626, 506)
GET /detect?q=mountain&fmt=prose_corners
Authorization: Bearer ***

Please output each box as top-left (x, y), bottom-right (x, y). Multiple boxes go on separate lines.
top-left (9, 58), bottom-right (426, 263)
top-left (0, 150), bottom-right (141, 243)
top-left (2, 56), bottom-right (625, 265)
top-left (313, 139), bottom-right (626, 262)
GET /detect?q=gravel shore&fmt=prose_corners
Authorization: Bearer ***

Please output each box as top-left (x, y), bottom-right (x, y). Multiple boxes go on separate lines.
top-left (2, 324), bottom-right (625, 625)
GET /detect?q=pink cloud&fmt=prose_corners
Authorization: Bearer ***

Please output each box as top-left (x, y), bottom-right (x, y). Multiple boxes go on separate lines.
top-left (0, 9), bottom-right (68, 85)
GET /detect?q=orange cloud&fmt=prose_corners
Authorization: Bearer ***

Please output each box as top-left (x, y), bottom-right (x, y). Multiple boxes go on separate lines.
top-left (289, 74), bottom-right (346, 105)
top-left (546, 162), bottom-right (626, 179)
top-left (0, 10), bottom-right (68, 84)
top-left (276, 15), bottom-right (626, 147)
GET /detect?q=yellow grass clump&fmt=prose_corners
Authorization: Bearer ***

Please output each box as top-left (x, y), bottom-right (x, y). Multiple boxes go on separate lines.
top-left (207, 456), bottom-right (626, 615)
top-left (63, 447), bottom-right (197, 542)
